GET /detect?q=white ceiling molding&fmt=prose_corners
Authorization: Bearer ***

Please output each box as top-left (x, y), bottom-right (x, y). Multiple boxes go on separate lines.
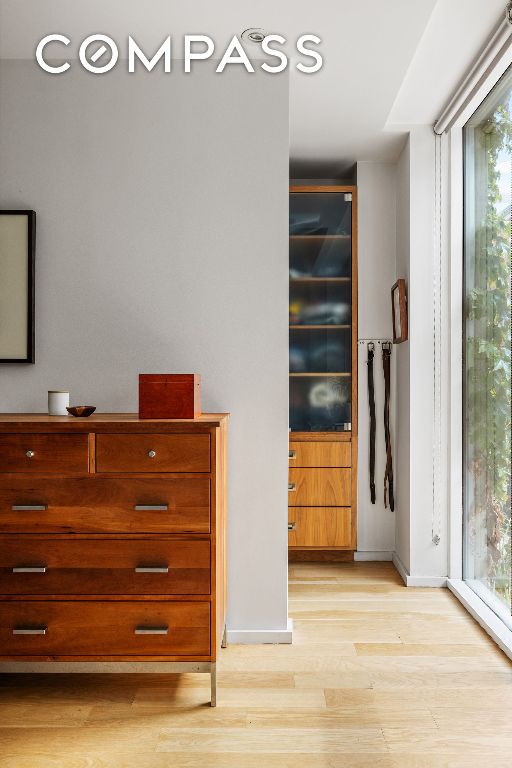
top-left (434, 15), bottom-right (512, 134)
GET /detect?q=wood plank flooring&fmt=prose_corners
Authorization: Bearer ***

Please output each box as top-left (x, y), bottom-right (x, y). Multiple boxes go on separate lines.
top-left (1, 561), bottom-right (511, 767)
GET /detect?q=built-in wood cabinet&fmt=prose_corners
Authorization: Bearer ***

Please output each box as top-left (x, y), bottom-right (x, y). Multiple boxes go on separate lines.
top-left (0, 413), bottom-right (228, 705)
top-left (289, 185), bottom-right (357, 556)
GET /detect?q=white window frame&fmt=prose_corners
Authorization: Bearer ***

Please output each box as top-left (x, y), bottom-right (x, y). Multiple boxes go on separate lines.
top-left (444, 27), bottom-right (512, 660)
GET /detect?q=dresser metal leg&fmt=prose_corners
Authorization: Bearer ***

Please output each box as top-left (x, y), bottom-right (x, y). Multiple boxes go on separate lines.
top-left (221, 624), bottom-right (227, 648)
top-left (210, 662), bottom-right (217, 707)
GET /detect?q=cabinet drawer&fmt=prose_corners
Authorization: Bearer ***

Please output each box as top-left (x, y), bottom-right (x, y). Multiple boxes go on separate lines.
top-left (0, 601), bottom-right (210, 657)
top-left (289, 442), bottom-right (351, 468)
top-left (0, 478), bottom-right (210, 534)
top-left (0, 538), bottom-right (210, 595)
top-left (96, 434), bottom-right (210, 473)
top-left (0, 434), bottom-right (88, 474)
top-left (288, 468), bottom-right (351, 506)
top-left (288, 507), bottom-right (354, 548)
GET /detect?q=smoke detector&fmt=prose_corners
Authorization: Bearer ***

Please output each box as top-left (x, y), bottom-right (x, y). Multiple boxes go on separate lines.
top-left (241, 28), bottom-right (267, 44)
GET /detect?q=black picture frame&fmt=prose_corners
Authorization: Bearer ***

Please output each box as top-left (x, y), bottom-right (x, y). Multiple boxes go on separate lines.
top-left (0, 210), bottom-right (36, 363)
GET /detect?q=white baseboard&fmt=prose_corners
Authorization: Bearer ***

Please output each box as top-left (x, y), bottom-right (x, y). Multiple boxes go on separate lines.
top-left (447, 579), bottom-right (512, 661)
top-left (392, 552), bottom-right (409, 584)
top-left (354, 551), bottom-right (393, 561)
top-left (392, 552), bottom-right (447, 587)
top-left (405, 574), bottom-right (447, 587)
top-left (226, 618), bottom-right (293, 644)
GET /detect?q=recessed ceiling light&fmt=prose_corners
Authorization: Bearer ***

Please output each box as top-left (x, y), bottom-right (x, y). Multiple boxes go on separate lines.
top-left (241, 28), bottom-right (267, 44)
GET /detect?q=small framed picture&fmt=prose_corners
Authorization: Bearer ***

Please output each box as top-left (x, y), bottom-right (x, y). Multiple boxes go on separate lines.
top-left (0, 211), bottom-right (36, 363)
top-left (391, 278), bottom-right (408, 344)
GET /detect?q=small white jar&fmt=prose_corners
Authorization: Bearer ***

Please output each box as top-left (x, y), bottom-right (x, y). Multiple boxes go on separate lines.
top-left (48, 390), bottom-right (70, 416)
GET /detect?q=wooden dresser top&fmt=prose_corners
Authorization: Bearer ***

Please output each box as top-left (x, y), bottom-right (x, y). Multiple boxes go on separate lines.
top-left (0, 413), bottom-right (229, 433)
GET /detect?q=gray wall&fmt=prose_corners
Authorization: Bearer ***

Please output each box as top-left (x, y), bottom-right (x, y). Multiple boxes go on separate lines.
top-left (0, 61), bottom-right (290, 634)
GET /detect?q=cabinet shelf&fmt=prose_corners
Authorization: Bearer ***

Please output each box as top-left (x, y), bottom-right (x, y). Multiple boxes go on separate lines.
top-left (289, 235), bottom-right (350, 240)
top-left (290, 277), bottom-right (350, 283)
top-left (290, 324), bottom-right (351, 330)
top-left (289, 372), bottom-right (351, 378)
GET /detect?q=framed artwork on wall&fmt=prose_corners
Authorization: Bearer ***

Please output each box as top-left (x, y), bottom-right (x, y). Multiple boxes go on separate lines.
top-left (391, 278), bottom-right (408, 344)
top-left (0, 210), bottom-right (36, 363)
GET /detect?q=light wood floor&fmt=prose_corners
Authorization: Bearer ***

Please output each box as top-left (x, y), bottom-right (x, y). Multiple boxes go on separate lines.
top-left (1, 561), bottom-right (511, 767)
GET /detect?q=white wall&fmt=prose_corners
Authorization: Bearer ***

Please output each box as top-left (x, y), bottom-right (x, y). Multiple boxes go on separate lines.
top-left (393, 127), bottom-right (449, 581)
top-left (358, 142), bottom-right (450, 582)
top-left (394, 139), bottom-right (411, 572)
top-left (0, 61), bottom-right (290, 637)
top-left (408, 126), bottom-right (448, 579)
top-left (356, 161), bottom-right (397, 557)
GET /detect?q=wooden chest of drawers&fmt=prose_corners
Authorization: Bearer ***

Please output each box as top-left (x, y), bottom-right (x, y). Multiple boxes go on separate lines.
top-left (0, 413), bottom-right (228, 706)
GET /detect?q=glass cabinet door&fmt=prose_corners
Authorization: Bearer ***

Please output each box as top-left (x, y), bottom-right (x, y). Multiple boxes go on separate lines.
top-left (289, 190), bottom-right (353, 433)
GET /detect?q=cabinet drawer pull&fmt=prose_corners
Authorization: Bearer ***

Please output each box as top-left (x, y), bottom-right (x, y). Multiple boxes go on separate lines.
top-left (134, 626), bottom-right (169, 635)
top-left (147, 450), bottom-right (157, 458)
top-left (289, 450), bottom-right (296, 460)
top-left (13, 626), bottom-right (47, 635)
top-left (134, 504), bottom-right (168, 511)
top-left (288, 522), bottom-right (296, 531)
top-left (288, 483), bottom-right (296, 492)
top-left (135, 565), bottom-right (169, 573)
top-left (12, 566), bottom-right (47, 573)
top-left (11, 505), bottom-right (47, 511)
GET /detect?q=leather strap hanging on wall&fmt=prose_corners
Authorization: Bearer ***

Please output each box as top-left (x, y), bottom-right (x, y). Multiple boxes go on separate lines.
top-left (366, 343), bottom-right (376, 504)
top-left (382, 342), bottom-right (395, 511)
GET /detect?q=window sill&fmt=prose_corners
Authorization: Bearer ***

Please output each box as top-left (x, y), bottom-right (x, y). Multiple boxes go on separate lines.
top-left (447, 579), bottom-right (512, 661)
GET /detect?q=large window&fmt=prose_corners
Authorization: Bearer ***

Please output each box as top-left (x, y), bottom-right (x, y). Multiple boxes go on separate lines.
top-left (463, 68), bottom-right (512, 625)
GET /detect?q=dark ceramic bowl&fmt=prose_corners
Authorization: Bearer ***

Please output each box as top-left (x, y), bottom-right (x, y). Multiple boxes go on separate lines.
top-left (66, 406), bottom-right (96, 418)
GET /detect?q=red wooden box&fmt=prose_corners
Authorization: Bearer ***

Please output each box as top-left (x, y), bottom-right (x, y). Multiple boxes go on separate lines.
top-left (138, 374), bottom-right (201, 419)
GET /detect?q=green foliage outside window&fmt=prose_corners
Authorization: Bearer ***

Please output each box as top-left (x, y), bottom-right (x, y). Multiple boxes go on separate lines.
top-left (465, 101), bottom-right (512, 608)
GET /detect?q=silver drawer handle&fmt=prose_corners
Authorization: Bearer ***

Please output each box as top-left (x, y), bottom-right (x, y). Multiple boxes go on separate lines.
top-left (12, 566), bottom-right (47, 573)
top-left (135, 565), bottom-right (169, 573)
top-left (134, 504), bottom-right (168, 511)
top-left (13, 626), bottom-right (47, 635)
top-left (288, 483), bottom-right (296, 492)
top-left (12, 505), bottom-right (47, 511)
top-left (289, 450), bottom-right (296, 459)
top-left (135, 626), bottom-right (169, 635)
top-left (25, 450), bottom-right (35, 458)
top-left (148, 450), bottom-right (157, 458)
top-left (288, 522), bottom-right (296, 531)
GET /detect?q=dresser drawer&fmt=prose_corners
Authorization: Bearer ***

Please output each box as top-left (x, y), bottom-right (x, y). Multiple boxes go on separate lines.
top-left (95, 434), bottom-right (210, 473)
top-left (0, 434), bottom-right (89, 474)
top-left (288, 507), bottom-right (354, 548)
top-left (0, 600), bottom-right (210, 657)
top-left (0, 478), bottom-right (210, 533)
top-left (288, 468), bottom-right (351, 506)
top-left (0, 538), bottom-right (210, 595)
top-left (289, 442), bottom-right (351, 468)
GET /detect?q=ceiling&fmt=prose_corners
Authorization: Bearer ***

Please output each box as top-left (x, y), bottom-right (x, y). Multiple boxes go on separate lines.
top-left (388, 0), bottom-right (507, 127)
top-left (0, 0), bottom-right (507, 172)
